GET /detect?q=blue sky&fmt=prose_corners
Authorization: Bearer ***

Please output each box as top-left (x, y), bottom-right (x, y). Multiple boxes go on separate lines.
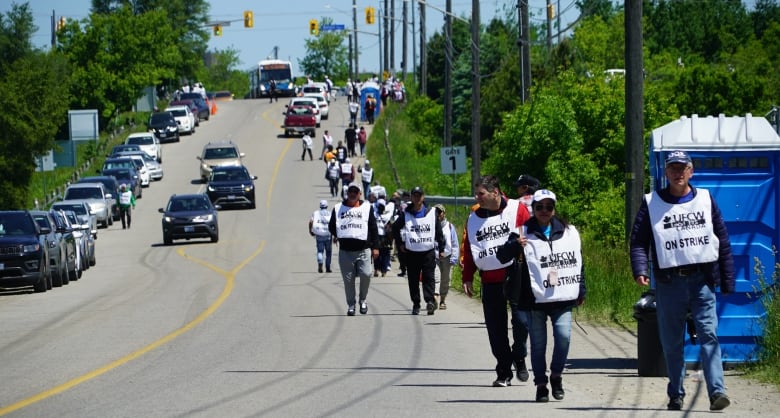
top-left (13, 0), bottom-right (579, 73)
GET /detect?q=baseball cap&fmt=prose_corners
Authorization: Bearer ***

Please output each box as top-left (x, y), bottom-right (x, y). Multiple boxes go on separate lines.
top-left (433, 204), bottom-right (446, 213)
top-left (665, 150), bottom-right (692, 166)
top-left (533, 189), bottom-right (557, 203)
top-left (319, 199), bottom-right (328, 208)
top-left (513, 174), bottom-right (540, 188)
top-left (347, 182), bottom-right (362, 193)
top-left (365, 160), bottom-right (370, 165)
top-left (411, 186), bottom-right (424, 195)
top-left (377, 198), bottom-right (386, 207)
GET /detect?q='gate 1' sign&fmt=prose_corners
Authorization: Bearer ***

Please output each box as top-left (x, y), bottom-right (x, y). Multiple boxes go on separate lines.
top-left (440, 146), bottom-right (467, 174)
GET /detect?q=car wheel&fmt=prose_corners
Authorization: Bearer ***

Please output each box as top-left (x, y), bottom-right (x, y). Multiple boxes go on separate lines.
top-left (90, 254), bottom-right (96, 266)
top-left (33, 274), bottom-right (48, 293)
top-left (249, 201), bottom-right (256, 209)
top-left (67, 266), bottom-right (76, 283)
top-left (211, 234), bottom-right (219, 243)
top-left (52, 264), bottom-right (64, 287)
top-left (164, 234), bottom-right (173, 245)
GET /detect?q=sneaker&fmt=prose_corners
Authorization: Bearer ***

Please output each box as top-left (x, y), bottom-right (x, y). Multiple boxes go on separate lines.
top-left (515, 359), bottom-right (529, 382)
top-left (710, 393), bottom-right (730, 411)
top-left (426, 301), bottom-right (437, 315)
top-left (373, 270), bottom-right (379, 277)
top-left (492, 377), bottom-right (512, 387)
top-left (326, 268), bottom-right (332, 273)
top-left (359, 301), bottom-right (368, 314)
top-left (439, 301), bottom-right (447, 310)
top-left (412, 306), bottom-right (420, 315)
top-left (667, 397), bottom-right (683, 411)
top-left (535, 385), bottom-right (549, 402)
top-left (347, 305), bottom-right (356, 316)
top-left (398, 271), bottom-right (406, 277)
top-left (550, 376), bottom-right (564, 400)
top-left (318, 265), bottom-right (323, 273)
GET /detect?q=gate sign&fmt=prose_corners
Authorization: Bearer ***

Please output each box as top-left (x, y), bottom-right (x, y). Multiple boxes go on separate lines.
top-left (440, 146), bottom-right (467, 174)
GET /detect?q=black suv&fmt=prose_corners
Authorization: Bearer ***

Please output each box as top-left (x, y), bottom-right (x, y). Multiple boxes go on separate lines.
top-left (0, 210), bottom-right (52, 292)
top-left (206, 165), bottom-right (258, 209)
top-left (147, 111), bottom-right (180, 143)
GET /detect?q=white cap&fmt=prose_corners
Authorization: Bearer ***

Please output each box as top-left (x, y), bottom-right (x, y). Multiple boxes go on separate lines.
top-left (319, 200), bottom-right (328, 208)
top-left (533, 189), bottom-right (557, 203)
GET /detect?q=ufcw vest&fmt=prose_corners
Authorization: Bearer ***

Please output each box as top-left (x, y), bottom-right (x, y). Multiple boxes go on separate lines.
top-left (119, 191), bottom-right (133, 205)
top-left (403, 209), bottom-right (437, 252)
top-left (311, 209), bottom-right (331, 237)
top-left (646, 188), bottom-right (719, 269)
top-left (361, 168), bottom-right (373, 183)
top-left (466, 199), bottom-right (520, 271)
top-left (524, 225), bottom-right (583, 303)
top-left (334, 202), bottom-right (372, 240)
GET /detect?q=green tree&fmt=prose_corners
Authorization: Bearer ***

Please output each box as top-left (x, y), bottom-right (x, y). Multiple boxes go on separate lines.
top-left (198, 48), bottom-right (249, 98)
top-left (299, 18), bottom-right (349, 81)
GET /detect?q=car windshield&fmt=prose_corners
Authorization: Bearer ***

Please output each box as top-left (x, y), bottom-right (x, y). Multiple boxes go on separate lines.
top-left (103, 160), bottom-right (134, 170)
top-left (168, 108), bottom-right (186, 117)
top-left (150, 113), bottom-right (173, 123)
top-left (0, 213), bottom-right (37, 236)
top-left (211, 169), bottom-right (249, 181)
top-left (52, 204), bottom-right (87, 216)
top-left (168, 197), bottom-right (211, 212)
top-left (203, 147), bottom-right (238, 160)
top-left (289, 106), bottom-right (313, 115)
top-left (128, 136), bottom-right (154, 145)
top-left (32, 215), bottom-right (51, 229)
top-left (64, 187), bottom-right (102, 200)
top-left (110, 170), bottom-right (133, 180)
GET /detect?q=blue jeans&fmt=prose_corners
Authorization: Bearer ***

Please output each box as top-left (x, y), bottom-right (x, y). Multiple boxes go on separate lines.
top-left (522, 307), bottom-right (572, 386)
top-left (315, 236), bottom-right (332, 268)
top-left (655, 271), bottom-right (725, 399)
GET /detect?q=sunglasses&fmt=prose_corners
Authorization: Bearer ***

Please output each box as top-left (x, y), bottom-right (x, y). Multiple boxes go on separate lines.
top-left (534, 204), bottom-right (555, 212)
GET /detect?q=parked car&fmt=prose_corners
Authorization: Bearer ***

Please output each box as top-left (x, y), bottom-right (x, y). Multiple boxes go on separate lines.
top-left (31, 210), bottom-right (70, 287)
top-left (283, 105), bottom-right (317, 137)
top-left (159, 194), bottom-right (220, 245)
top-left (168, 100), bottom-right (203, 125)
top-left (313, 94), bottom-right (329, 120)
top-left (62, 182), bottom-right (112, 228)
top-left (58, 209), bottom-right (94, 274)
top-left (147, 111), bottom-right (180, 143)
top-left (101, 157), bottom-right (136, 172)
top-left (49, 209), bottom-right (79, 282)
top-left (51, 201), bottom-right (97, 241)
top-left (125, 132), bottom-right (162, 163)
top-left (122, 155), bottom-right (151, 187)
top-left (101, 167), bottom-right (142, 199)
top-left (0, 210), bottom-right (52, 292)
top-left (206, 165), bottom-right (258, 209)
top-left (165, 105), bottom-right (196, 135)
top-left (114, 151), bottom-right (163, 181)
top-left (287, 97), bottom-right (321, 125)
top-left (196, 141), bottom-right (245, 182)
top-left (109, 144), bottom-right (142, 157)
top-left (77, 175), bottom-right (120, 221)
top-left (176, 94), bottom-right (210, 121)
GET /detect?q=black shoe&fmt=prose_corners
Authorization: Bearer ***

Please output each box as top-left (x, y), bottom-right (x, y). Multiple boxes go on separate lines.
top-left (710, 393), bottom-right (730, 411)
top-left (318, 264), bottom-right (323, 273)
top-left (347, 305), bottom-right (356, 316)
top-left (398, 271), bottom-right (406, 277)
top-left (411, 306), bottom-right (420, 315)
top-left (492, 377), bottom-right (511, 387)
top-left (667, 397), bottom-right (683, 411)
top-left (535, 385), bottom-right (549, 402)
top-left (550, 376), bottom-right (564, 400)
top-left (515, 359), bottom-right (529, 382)
top-left (426, 301), bottom-right (437, 315)
top-left (326, 268), bottom-right (332, 273)
top-left (359, 301), bottom-right (368, 314)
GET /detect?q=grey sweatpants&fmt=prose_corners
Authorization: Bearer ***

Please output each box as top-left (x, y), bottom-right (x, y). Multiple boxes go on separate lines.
top-left (339, 248), bottom-right (373, 306)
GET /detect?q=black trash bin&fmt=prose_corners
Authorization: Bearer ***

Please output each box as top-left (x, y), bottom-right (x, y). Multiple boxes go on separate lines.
top-left (633, 290), bottom-right (667, 377)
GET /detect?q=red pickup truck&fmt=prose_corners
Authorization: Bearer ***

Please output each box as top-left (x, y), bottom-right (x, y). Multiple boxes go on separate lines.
top-left (283, 105), bottom-right (317, 137)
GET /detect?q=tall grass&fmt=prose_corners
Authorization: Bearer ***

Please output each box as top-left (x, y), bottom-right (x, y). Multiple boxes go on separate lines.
top-left (745, 255), bottom-right (780, 385)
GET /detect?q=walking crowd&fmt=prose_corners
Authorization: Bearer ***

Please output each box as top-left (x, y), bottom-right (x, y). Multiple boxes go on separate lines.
top-left (304, 87), bottom-right (733, 410)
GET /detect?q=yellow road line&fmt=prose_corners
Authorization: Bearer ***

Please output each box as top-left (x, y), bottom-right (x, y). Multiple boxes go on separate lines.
top-left (261, 107), bottom-right (293, 224)
top-left (0, 241), bottom-right (266, 416)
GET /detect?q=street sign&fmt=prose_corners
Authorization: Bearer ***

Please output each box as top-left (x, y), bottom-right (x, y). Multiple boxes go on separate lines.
top-left (320, 24), bottom-right (346, 32)
top-left (440, 146), bottom-right (467, 174)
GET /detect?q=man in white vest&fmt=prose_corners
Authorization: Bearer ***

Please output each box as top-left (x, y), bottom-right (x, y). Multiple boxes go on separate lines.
top-left (309, 200), bottom-right (333, 273)
top-left (392, 186), bottom-right (445, 315)
top-left (630, 150), bottom-right (734, 412)
top-left (358, 160), bottom-right (373, 197)
top-left (118, 183), bottom-right (136, 229)
top-left (328, 182), bottom-right (379, 316)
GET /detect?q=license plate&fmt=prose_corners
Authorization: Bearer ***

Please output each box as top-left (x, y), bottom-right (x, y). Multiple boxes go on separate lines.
top-left (184, 226), bottom-right (194, 232)
top-left (227, 195), bottom-right (236, 200)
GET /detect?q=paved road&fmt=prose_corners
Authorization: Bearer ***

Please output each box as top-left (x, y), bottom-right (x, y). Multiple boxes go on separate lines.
top-left (0, 98), bottom-right (777, 417)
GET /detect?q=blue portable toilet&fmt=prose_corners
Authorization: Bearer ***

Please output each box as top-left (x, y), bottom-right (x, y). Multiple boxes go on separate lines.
top-left (649, 113), bottom-right (780, 365)
top-left (359, 80), bottom-right (381, 122)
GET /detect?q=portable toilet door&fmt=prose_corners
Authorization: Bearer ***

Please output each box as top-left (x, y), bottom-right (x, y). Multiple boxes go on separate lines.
top-left (649, 114), bottom-right (780, 365)
top-left (359, 80), bottom-right (381, 122)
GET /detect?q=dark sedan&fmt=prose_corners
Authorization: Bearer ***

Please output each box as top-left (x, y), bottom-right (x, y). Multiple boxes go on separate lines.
top-left (147, 111), bottom-right (180, 143)
top-left (159, 194), bottom-right (220, 245)
top-left (206, 166), bottom-right (257, 209)
top-left (102, 167), bottom-right (142, 199)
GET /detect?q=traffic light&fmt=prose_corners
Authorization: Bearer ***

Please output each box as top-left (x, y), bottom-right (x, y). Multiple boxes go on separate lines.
top-left (309, 19), bottom-right (318, 36)
top-left (56, 16), bottom-right (66, 31)
top-left (365, 7), bottom-right (375, 24)
top-left (213, 24), bottom-right (222, 37)
top-left (244, 10), bottom-right (253, 28)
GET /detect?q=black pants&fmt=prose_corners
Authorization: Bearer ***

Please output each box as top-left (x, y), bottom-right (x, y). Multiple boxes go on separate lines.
top-left (482, 282), bottom-right (526, 379)
top-left (328, 178), bottom-right (339, 196)
top-left (404, 250), bottom-right (436, 307)
top-left (119, 206), bottom-right (132, 229)
top-left (301, 148), bottom-right (313, 160)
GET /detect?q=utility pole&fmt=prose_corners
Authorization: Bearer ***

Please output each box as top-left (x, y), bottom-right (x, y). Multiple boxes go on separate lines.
top-left (391, 0), bottom-right (396, 72)
top-left (444, 0), bottom-right (452, 147)
top-left (471, 0), bottom-right (481, 190)
top-left (521, 0), bottom-right (531, 102)
top-left (411, 0), bottom-right (417, 85)
top-left (420, 1), bottom-right (427, 95)
top-left (353, 0), bottom-right (359, 80)
top-left (348, 33), bottom-right (354, 79)
top-left (384, 0), bottom-right (389, 76)
top-left (625, 0), bottom-right (644, 239)
top-left (402, 0), bottom-right (408, 79)
top-left (546, 0), bottom-right (553, 52)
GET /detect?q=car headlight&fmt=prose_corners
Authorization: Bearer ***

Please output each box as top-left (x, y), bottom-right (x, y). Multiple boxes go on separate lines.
top-left (192, 214), bottom-right (214, 222)
top-left (243, 185), bottom-right (254, 192)
top-left (260, 85), bottom-right (267, 92)
top-left (163, 216), bottom-right (173, 222)
top-left (207, 185), bottom-right (215, 192)
top-left (23, 243), bottom-right (41, 252)
top-left (167, 126), bottom-right (177, 132)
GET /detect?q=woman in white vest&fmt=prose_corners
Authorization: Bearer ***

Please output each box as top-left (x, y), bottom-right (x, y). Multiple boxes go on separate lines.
top-left (309, 200), bottom-right (333, 273)
top-left (499, 189), bottom-right (586, 403)
top-left (432, 204), bottom-right (459, 309)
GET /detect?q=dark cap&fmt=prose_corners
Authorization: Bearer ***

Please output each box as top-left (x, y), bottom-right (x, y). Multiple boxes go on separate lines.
top-left (513, 174), bottom-right (540, 188)
top-left (347, 182), bottom-right (362, 193)
top-left (411, 186), bottom-right (424, 195)
top-left (665, 150), bottom-right (691, 167)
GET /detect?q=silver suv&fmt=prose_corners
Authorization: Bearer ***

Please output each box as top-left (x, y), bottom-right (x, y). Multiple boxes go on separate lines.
top-left (196, 141), bottom-right (244, 183)
top-left (62, 182), bottom-right (112, 228)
